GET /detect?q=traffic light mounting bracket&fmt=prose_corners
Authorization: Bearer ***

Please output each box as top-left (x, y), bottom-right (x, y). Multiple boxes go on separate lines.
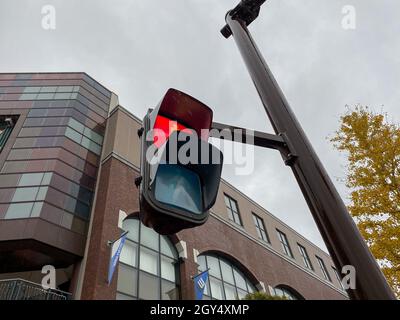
top-left (210, 121), bottom-right (297, 166)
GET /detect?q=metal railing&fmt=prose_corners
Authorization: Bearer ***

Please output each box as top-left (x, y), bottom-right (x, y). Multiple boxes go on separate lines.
top-left (0, 279), bottom-right (72, 300)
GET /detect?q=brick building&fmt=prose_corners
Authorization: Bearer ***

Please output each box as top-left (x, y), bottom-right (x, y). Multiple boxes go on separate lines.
top-left (0, 73), bottom-right (347, 300)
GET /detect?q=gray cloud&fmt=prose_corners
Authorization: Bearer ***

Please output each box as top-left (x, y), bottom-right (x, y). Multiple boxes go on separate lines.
top-left (1, 0), bottom-right (399, 252)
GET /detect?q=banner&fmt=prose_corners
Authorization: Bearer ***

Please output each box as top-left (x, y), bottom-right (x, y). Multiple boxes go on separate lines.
top-left (107, 231), bottom-right (128, 284)
top-left (193, 269), bottom-right (209, 300)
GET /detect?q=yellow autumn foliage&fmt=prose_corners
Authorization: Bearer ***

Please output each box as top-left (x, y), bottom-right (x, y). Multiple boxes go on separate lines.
top-left (331, 106), bottom-right (400, 298)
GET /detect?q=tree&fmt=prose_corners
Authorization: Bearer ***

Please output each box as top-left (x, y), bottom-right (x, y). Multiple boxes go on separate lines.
top-left (331, 106), bottom-right (400, 297)
top-left (242, 291), bottom-right (286, 300)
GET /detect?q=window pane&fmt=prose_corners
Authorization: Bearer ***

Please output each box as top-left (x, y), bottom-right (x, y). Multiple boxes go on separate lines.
top-left (24, 87), bottom-right (40, 93)
top-left (19, 173), bottom-right (45, 187)
top-left (140, 224), bottom-right (159, 250)
top-left (120, 241), bottom-right (137, 267)
top-left (54, 93), bottom-right (71, 100)
top-left (123, 218), bottom-right (139, 242)
top-left (37, 93), bottom-right (54, 100)
top-left (5, 202), bottom-right (33, 219)
top-left (224, 283), bottom-right (237, 300)
top-left (40, 86), bottom-right (57, 93)
top-left (12, 187), bottom-right (39, 202)
top-left (197, 255), bottom-right (207, 272)
top-left (20, 93), bottom-right (37, 100)
top-left (138, 272), bottom-right (159, 300)
top-left (36, 186), bottom-right (48, 201)
top-left (237, 289), bottom-right (247, 300)
top-left (160, 236), bottom-right (177, 259)
top-left (161, 256), bottom-right (176, 282)
top-left (162, 280), bottom-right (178, 300)
top-left (65, 127), bottom-right (82, 144)
top-left (116, 292), bottom-right (135, 300)
top-left (68, 118), bottom-right (85, 133)
top-left (42, 172), bottom-right (52, 185)
top-left (117, 264), bottom-right (137, 297)
top-left (56, 86), bottom-right (74, 93)
top-left (30, 202), bottom-right (43, 217)
top-left (224, 195), bottom-right (230, 207)
top-left (207, 256), bottom-right (221, 279)
top-left (139, 247), bottom-right (158, 275)
top-left (210, 277), bottom-right (224, 300)
top-left (220, 260), bottom-right (234, 284)
top-left (233, 269), bottom-right (247, 290)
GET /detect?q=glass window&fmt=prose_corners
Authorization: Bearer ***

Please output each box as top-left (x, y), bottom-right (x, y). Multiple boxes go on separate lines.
top-left (116, 293), bottom-right (135, 300)
top-left (220, 260), bottom-right (235, 284)
top-left (197, 254), bottom-right (256, 300)
top-left (316, 256), bottom-right (332, 282)
top-left (37, 93), bottom-right (54, 100)
top-left (224, 194), bottom-right (242, 226)
top-left (23, 87), bottom-right (40, 93)
top-left (83, 127), bottom-right (103, 144)
top-left (30, 202), bottom-right (43, 217)
top-left (252, 213), bottom-right (269, 242)
top-left (273, 286), bottom-right (302, 300)
top-left (138, 272), bottom-right (159, 300)
top-left (20, 93), bottom-right (38, 100)
top-left (68, 118), bottom-right (85, 134)
top-left (197, 255), bottom-right (207, 272)
top-left (18, 172), bottom-right (44, 186)
top-left (139, 246), bottom-right (158, 275)
top-left (36, 187), bottom-right (48, 201)
top-left (298, 244), bottom-right (313, 270)
top-left (12, 187), bottom-right (39, 202)
top-left (42, 172), bottom-right (52, 185)
top-left (124, 218), bottom-right (139, 242)
top-left (54, 93), bottom-right (71, 100)
top-left (207, 256), bottom-right (221, 278)
top-left (223, 283), bottom-right (237, 300)
top-left (65, 127), bottom-right (82, 144)
top-left (117, 217), bottom-right (180, 300)
top-left (161, 256), bottom-right (176, 282)
top-left (333, 267), bottom-right (344, 290)
top-left (5, 202), bottom-right (33, 219)
top-left (233, 269), bottom-right (247, 290)
top-left (161, 280), bottom-right (178, 300)
top-left (40, 86), bottom-right (57, 93)
top-left (117, 264), bottom-right (137, 297)
top-left (277, 229), bottom-right (293, 258)
top-left (120, 241), bottom-right (137, 267)
top-left (140, 224), bottom-right (159, 251)
top-left (56, 86), bottom-right (74, 93)
top-left (210, 277), bottom-right (224, 300)
top-left (160, 236), bottom-right (177, 259)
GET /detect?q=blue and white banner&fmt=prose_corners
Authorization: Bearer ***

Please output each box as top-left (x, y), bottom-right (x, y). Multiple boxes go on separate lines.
top-left (193, 269), bottom-right (209, 300)
top-left (107, 231), bottom-right (128, 285)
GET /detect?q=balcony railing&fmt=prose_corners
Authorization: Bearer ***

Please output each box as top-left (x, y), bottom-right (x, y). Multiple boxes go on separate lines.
top-left (0, 279), bottom-right (72, 300)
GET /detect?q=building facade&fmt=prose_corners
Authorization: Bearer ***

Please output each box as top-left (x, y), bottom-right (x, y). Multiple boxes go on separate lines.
top-left (0, 73), bottom-right (347, 300)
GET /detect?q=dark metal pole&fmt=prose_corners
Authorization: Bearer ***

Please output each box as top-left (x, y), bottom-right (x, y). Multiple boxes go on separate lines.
top-left (224, 12), bottom-right (396, 300)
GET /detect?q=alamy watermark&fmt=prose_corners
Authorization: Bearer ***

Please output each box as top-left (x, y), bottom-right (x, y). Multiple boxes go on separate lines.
top-left (41, 265), bottom-right (56, 290)
top-left (41, 5), bottom-right (56, 30)
top-left (342, 5), bottom-right (356, 30)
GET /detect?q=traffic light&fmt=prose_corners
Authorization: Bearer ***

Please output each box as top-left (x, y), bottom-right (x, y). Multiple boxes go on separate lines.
top-left (138, 89), bottom-right (223, 235)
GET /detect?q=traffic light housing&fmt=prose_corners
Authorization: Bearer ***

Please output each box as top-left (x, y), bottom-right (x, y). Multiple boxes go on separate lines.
top-left (138, 89), bottom-right (223, 235)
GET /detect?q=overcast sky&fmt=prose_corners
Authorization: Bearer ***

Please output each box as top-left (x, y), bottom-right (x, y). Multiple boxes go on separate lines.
top-left (1, 0), bottom-right (399, 252)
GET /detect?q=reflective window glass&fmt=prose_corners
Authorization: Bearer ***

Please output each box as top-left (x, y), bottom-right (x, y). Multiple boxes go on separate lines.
top-left (18, 172), bottom-right (43, 186)
top-left (5, 202), bottom-right (33, 219)
top-left (139, 246), bottom-right (158, 275)
top-left (12, 187), bottom-right (39, 202)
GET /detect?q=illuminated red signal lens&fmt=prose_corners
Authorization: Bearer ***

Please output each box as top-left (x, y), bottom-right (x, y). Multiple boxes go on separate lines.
top-left (153, 115), bottom-right (190, 147)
